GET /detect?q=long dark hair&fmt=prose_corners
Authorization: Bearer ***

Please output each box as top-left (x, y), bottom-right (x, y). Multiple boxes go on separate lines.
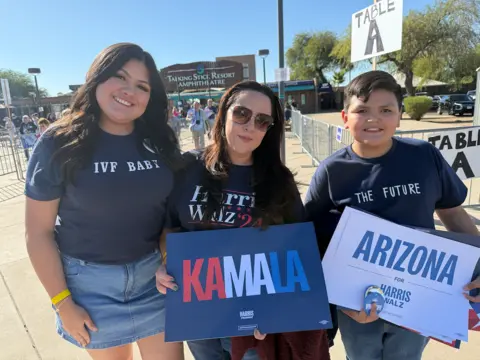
top-left (51, 43), bottom-right (181, 183)
top-left (202, 80), bottom-right (298, 226)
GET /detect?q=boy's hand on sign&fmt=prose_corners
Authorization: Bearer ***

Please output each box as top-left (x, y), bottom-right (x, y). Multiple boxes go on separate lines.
top-left (342, 303), bottom-right (379, 323)
top-left (155, 264), bottom-right (178, 294)
top-left (254, 329), bottom-right (267, 340)
top-left (464, 276), bottom-right (480, 303)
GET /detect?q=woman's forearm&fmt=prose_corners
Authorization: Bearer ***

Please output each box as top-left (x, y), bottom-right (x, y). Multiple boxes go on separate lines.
top-left (26, 233), bottom-right (68, 299)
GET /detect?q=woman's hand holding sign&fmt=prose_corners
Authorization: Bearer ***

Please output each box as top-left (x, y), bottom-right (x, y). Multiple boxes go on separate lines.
top-left (464, 275), bottom-right (480, 303)
top-left (156, 264), bottom-right (178, 294)
top-left (155, 265), bottom-right (268, 340)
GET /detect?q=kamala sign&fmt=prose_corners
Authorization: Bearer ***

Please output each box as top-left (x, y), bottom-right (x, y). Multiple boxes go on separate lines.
top-left (160, 60), bottom-right (244, 92)
top-left (351, 0), bottom-right (403, 63)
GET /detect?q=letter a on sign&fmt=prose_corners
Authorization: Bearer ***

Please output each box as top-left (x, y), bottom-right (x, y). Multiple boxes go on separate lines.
top-left (350, 0), bottom-right (403, 63)
top-left (364, 20), bottom-right (384, 56)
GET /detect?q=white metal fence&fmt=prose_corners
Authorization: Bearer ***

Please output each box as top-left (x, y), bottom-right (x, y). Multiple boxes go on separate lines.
top-left (291, 110), bottom-right (480, 208)
top-left (0, 129), bottom-right (27, 181)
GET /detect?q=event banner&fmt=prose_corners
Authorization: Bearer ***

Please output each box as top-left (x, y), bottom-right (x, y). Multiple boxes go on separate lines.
top-left (322, 207), bottom-right (480, 342)
top-left (427, 127), bottom-right (479, 180)
top-left (164, 222), bottom-right (332, 342)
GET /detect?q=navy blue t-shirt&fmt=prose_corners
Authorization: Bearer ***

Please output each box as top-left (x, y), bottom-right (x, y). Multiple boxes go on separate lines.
top-left (166, 156), bottom-right (305, 230)
top-left (25, 129), bottom-right (174, 264)
top-left (305, 137), bottom-right (468, 251)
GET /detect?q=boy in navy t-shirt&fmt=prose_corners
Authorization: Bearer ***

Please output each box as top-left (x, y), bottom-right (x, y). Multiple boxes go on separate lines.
top-left (305, 70), bottom-right (479, 360)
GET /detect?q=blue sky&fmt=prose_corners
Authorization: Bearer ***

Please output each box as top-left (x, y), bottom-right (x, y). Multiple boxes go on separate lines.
top-left (1, 0), bottom-right (433, 95)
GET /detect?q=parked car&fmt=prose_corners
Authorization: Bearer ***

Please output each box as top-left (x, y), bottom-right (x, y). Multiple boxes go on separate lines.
top-left (431, 95), bottom-right (443, 110)
top-left (467, 90), bottom-right (476, 100)
top-left (437, 94), bottom-right (475, 116)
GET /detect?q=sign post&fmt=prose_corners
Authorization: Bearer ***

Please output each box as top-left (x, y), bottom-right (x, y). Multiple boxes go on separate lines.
top-left (278, 0), bottom-right (286, 164)
top-left (351, 0), bottom-right (403, 65)
top-left (474, 67), bottom-right (480, 126)
top-left (372, 0), bottom-right (378, 70)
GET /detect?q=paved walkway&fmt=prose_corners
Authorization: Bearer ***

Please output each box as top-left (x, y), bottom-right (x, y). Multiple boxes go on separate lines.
top-left (0, 129), bottom-right (479, 359)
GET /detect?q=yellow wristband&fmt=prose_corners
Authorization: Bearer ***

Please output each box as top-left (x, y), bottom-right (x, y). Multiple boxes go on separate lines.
top-left (52, 289), bottom-right (71, 306)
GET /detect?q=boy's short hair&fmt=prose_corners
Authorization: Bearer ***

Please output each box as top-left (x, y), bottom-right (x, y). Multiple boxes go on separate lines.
top-left (344, 70), bottom-right (403, 111)
top-left (37, 118), bottom-right (50, 127)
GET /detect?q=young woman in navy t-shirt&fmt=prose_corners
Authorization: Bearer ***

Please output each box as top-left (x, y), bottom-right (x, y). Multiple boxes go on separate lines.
top-left (25, 43), bottom-right (184, 359)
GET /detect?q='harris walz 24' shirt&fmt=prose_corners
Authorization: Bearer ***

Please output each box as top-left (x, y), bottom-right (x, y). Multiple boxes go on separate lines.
top-left (25, 129), bottom-right (174, 264)
top-left (166, 154), bottom-right (305, 231)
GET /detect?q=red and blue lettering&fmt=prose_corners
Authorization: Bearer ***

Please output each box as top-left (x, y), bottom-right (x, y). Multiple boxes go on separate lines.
top-left (182, 250), bottom-right (310, 302)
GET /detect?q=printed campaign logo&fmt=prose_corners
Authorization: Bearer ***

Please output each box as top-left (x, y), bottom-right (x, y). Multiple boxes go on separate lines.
top-left (182, 250), bottom-right (311, 303)
top-left (240, 310), bottom-right (254, 320)
top-left (188, 186), bottom-right (258, 228)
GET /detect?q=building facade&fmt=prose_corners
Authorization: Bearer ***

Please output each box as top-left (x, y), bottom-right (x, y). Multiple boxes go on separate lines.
top-left (215, 54), bottom-right (256, 82)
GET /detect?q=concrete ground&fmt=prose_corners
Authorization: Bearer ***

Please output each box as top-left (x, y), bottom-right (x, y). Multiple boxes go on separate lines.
top-left (0, 127), bottom-right (479, 360)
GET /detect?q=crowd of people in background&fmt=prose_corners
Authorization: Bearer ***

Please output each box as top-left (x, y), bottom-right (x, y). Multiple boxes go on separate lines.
top-left (1, 109), bottom-right (70, 160)
top-left (168, 98), bottom-right (218, 150)
top-left (168, 97), bottom-right (297, 150)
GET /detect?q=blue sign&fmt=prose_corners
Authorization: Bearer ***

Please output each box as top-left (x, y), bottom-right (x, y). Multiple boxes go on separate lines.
top-left (336, 126), bottom-right (343, 143)
top-left (164, 222), bottom-right (332, 342)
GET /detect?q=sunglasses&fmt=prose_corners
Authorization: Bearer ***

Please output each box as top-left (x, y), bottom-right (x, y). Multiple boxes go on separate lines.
top-left (231, 105), bottom-right (274, 132)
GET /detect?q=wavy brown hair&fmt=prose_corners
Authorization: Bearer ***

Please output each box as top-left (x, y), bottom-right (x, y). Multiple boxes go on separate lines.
top-left (201, 80), bottom-right (299, 226)
top-left (50, 43), bottom-right (182, 183)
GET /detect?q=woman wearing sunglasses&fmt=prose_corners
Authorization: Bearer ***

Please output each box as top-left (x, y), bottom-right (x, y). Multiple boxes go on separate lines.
top-left (156, 81), bottom-right (331, 360)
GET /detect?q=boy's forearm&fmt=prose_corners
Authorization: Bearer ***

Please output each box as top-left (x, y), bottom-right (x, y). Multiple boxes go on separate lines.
top-left (435, 207), bottom-right (480, 236)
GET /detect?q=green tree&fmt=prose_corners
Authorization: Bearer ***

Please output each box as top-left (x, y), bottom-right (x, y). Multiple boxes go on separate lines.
top-left (330, 25), bottom-right (355, 72)
top-left (331, 0), bottom-right (480, 95)
top-left (0, 69), bottom-right (48, 99)
top-left (414, 45), bottom-right (480, 90)
top-left (332, 70), bottom-right (346, 88)
top-left (286, 31), bottom-right (337, 83)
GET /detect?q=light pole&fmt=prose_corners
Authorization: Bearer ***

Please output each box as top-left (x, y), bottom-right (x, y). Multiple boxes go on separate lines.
top-left (258, 49), bottom-right (270, 84)
top-left (278, 0), bottom-right (286, 164)
top-left (474, 67), bottom-right (480, 126)
top-left (28, 68), bottom-right (41, 105)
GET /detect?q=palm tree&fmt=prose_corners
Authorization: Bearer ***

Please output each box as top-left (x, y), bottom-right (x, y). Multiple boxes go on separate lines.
top-left (332, 70), bottom-right (346, 90)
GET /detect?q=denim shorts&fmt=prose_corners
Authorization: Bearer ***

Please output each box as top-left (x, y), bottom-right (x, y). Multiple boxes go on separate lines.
top-left (337, 309), bottom-right (429, 360)
top-left (56, 250), bottom-right (165, 349)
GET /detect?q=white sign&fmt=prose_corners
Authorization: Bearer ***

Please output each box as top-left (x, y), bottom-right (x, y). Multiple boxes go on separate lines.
top-left (427, 127), bottom-right (480, 180)
top-left (351, 0), bottom-right (403, 63)
top-left (323, 207), bottom-right (480, 342)
top-left (0, 78), bottom-right (12, 106)
top-left (275, 68), bottom-right (291, 82)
